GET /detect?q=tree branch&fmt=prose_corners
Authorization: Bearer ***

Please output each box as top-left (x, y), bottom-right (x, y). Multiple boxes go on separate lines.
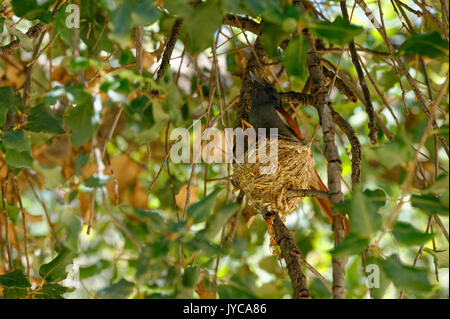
top-left (263, 211), bottom-right (311, 299)
top-left (279, 91), bottom-right (315, 106)
top-left (0, 23), bottom-right (48, 55)
top-left (223, 14), bottom-right (261, 35)
top-left (301, 25), bottom-right (347, 298)
top-left (156, 18), bottom-right (184, 81)
top-left (341, 1), bottom-right (378, 145)
top-left (331, 110), bottom-right (361, 186)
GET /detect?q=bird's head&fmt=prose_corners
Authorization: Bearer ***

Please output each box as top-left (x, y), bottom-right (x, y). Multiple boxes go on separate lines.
top-left (249, 72), bottom-right (281, 108)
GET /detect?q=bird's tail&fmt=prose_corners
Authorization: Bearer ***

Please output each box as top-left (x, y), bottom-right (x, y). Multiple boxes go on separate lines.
top-left (310, 169), bottom-right (350, 235)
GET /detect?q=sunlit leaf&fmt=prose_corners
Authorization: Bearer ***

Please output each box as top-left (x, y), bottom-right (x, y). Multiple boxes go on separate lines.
top-left (39, 248), bottom-right (73, 283)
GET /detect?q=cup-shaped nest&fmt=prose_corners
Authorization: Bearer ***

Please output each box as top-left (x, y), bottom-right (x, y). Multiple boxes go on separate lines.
top-left (232, 137), bottom-right (315, 219)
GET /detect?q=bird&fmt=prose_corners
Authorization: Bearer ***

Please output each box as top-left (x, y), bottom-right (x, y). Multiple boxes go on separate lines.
top-left (241, 72), bottom-right (350, 234)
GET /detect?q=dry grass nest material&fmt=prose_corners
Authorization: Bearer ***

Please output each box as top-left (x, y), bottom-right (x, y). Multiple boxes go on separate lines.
top-left (232, 137), bottom-right (315, 219)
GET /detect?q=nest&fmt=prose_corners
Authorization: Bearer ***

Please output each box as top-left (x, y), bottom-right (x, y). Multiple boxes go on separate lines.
top-left (232, 137), bottom-right (315, 219)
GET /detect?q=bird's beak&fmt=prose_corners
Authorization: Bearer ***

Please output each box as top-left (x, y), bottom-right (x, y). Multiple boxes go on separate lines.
top-left (241, 119), bottom-right (253, 130)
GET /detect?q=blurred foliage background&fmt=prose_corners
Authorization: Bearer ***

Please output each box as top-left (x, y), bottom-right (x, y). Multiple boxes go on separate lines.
top-left (0, 0), bottom-right (448, 299)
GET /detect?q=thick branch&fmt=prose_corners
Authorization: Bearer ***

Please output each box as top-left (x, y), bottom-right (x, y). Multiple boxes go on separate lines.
top-left (322, 66), bottom-right (357, 103)
top-left (223, 14), bottom-right (261, 35)
top-left (331, 110), bottom-right (361, 185)
top-left (263, 211), bottom-right (311, 299)
top-left (280, 91), bottom-right (315, 106)
top-left (156, 18), bottom-right (184, 81)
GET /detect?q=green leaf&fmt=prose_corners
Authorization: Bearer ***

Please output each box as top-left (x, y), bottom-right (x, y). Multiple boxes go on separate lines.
top-left (309, 278), bottom-right (332, 299)
top-left (392, 222), bottom-right (433, 246)
top-left (5, 148), bottom-right (33, 169)
top-left (282, 35), bottom-right (308, 79)
top-left (109, 1), bottom-right (135, 47)
top-left (6, 203), bottom-right (20, 224)
top-left (245, 0), bottom-right (265, 16)
top-left (187, 187), bottom-right (222, 223)
top-left (424, 248), bottom-right (449, 268)
top-left (411, 194), bottom-right (449, 216)
top-left (11, 0), bottom-right (54, 21)
top-left (75, 153), bottom-right (90, 175)
top-left (0, 270), bottom-right (31, 299)
top-left (0, 86), bottom-right (20, 127)
top-left (347, 187), bottom-right (385, 238)
top-left (375, 127), bottom-right (414, 169)
top-left (0, 130), bottom-right (31, 152)
top-left (363, 256), bottom-right (390, 299)
top-left (26, 104), bottom-right (65, 135)
top-left (0, 86), bottom-right (21, 109)
top-left (307, 16), bottom-right (364, 45)
top-left (39, 248), bottom-right (73, 283)
top-left (35, 283), bottom-right (69, 299)
top-left (132, 0), bottom-right (161, 25)
top-left (260, 21), bottom-right (287, 58)
top-left (222, 0), bottom-right (246, 14)
top-left (0, 103), bottom-right (7, 128)
top-left (136, 239), bottom-right (170, 284)
top-left (135, 102), bottom-right (170, 144)
top-left (0, 17), bottom-right (4, 33)
top-left (71, 57), bottom-right (90, 71)
top-left (261, 0), bottom-right (283, 24)
top-left (203, 202), bottom-right (239, 241)
top-left (186, 233), bottom-right (224, 256)
top-left (61, 209), bottom-right (82, 251)
top-left (65, 103), bottom-right (99, 147)
top-left (182, 266), bottom-right (199, 288)
top-left (398, 32), bottom-right (449, 59)
top-left (97, 278), bottom-right (135, 299)
top-left (382, 254), bottom-right (432, 293)
top-left (258, 256), bottom-right (279, 274)
top-left (79, 260), bottom-right (110, 279)
top-left (84, 175), bottom-right (111, 188)
top-left (330, 233), bottom-right (370, 257)
top-left (184, 0), bottom-right (224, 54)
top-left (33, 163), bottom-right (63, 189)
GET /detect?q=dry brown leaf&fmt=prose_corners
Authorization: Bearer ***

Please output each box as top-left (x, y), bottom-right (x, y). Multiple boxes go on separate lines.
top-left (175, 185), bottom-right (199, 210)
top-left (51, 66), bottom-right (72, 85)
top-left (79, 192), bottom-right (91, 225)
top-left (23, 211), bottom-right (43, 223)
top-left (142, 50), bottom-right (157, 69)
top-left (123, 182), bottom-right (148, 209)
top-left (5, 63), bottom-right (26, 90)
top-left (195, 279), bottom-right (216, 299)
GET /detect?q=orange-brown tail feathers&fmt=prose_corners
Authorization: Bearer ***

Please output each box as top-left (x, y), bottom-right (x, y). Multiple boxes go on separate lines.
top-left (309, 169), bottom-right (350, 235)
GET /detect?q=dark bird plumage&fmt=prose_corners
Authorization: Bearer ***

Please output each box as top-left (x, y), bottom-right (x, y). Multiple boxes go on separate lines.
top-left (248, 75), bottom-right (298, 141)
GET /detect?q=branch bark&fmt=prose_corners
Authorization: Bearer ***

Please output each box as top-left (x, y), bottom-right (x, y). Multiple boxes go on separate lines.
top-left (341, 1), bottom-right (378, 145)
top-left (263, 211), bottom-right (311, 299)
top-left (223, 14), bottom-right (261, 35)
top-left (156, 18), bottom-right (184, 81)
